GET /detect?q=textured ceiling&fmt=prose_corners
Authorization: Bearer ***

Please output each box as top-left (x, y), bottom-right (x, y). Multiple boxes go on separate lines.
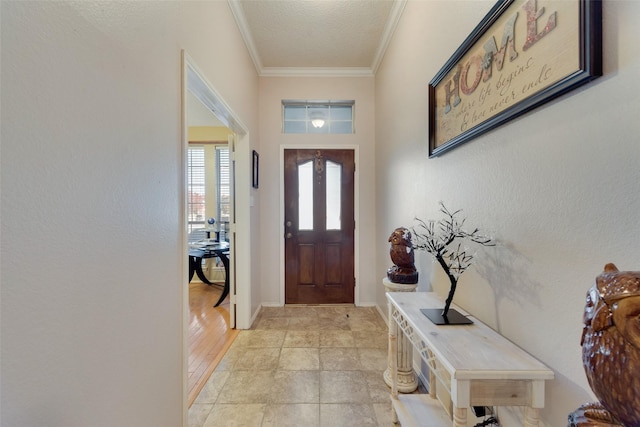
top-left (189, 1), bottom-right (406, 127)
top-left (229, 0), bottom-right (407, 76)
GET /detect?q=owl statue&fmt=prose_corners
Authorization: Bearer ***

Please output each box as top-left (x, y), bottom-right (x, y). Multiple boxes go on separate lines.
top-left (386, 227), bottom-right (418, 284)
top-left (568, 263), bottom-right (640, 427)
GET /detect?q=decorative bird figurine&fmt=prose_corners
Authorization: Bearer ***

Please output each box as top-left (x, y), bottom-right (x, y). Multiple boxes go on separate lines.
top-left (569, 263), bottom-right (640, 426)
top-left (386, 227), bottom-right (418, 284)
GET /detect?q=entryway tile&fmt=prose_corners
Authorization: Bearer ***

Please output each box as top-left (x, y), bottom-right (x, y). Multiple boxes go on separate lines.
top-left (288, 316), bottom-right (320, 330)
top-left (320, 330), bottom-right (354, 347)
top-left (193, 371), bottom-right (231, 404)
top-left (278, 347), bottom-right (320, 370)
top-left (233, 330), bottom-right (286, 348)
top-left (320, 371), bottom-right (370, 403)
top-left (234, 347), bottom-right (281, 370)
top-left (363, 370), bottom-right (392, 403)
top-left (320, 348), bottom-right (362, 370)
top-left (202, 403), bottom-right (265, 427)
top-left (318, 316), bottom-right (351, 330)
top-left (283, 330), bottom-right (319, 347)
top-left (270, 370), bottom-right (320, 403)
top-left (217, 370), bottom-right (275, 403)
top-left (348, 317), bottom-right (386, 332)
top-left (262, 404), bottom-right (320, 427)
top-left (188, 403), bottom-right (213, 427)
top-left (372, 402), bottom-right (396, 427)
top-left (254, 317), bottom-right (290, 330)
top-left (358, 348), bottom-right (388, 371)
top-left (191, 305), bottom-right (411, 427)
top-left (320, 403), bottom-right (377, 427)
top-left (353, 330), bottom-right (388, 349)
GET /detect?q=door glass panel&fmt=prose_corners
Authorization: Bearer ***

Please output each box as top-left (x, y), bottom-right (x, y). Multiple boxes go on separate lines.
top-left (326, 161), bottom-right (341, 230)
top-left (298, 161), bottom-right (313, 230)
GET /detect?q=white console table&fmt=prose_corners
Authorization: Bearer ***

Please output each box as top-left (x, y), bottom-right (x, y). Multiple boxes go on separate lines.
top-left (387, 292), bottom-right (554, 427)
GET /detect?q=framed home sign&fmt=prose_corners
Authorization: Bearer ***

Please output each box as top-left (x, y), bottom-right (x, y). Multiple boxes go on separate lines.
top-left (428, 0), bottom-right (602, 157)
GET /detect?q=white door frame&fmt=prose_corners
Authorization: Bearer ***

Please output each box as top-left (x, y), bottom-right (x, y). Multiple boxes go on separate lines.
top-left (181, 51), bottom-right (253, 418)
top-left (279, 144), bottom-right (361, 306)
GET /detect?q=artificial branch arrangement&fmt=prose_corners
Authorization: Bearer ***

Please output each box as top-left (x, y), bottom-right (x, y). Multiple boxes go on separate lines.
top-left (411, 202), bottom-right (494, 324)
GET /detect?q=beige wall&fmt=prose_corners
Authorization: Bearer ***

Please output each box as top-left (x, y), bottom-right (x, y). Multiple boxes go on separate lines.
top-left (188, 126), bottom-right (230, 142)
top-left (258, 76), bottom-right (378, 304)
top-left (1, 2), bottom-right (258, 426)
top-left (375, 1), bottom-right (640, 425)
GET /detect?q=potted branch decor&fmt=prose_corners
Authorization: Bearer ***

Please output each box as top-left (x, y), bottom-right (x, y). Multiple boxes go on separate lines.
top-left (411, 202), bottom-right (494, 325)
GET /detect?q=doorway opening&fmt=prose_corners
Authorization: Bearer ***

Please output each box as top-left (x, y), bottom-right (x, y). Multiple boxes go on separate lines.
top-left (182, 52), bottom-right (251, 410)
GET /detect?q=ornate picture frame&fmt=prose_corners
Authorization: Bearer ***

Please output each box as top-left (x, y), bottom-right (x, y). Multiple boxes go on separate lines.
top-left (428, 0), bottom-right (602, 157)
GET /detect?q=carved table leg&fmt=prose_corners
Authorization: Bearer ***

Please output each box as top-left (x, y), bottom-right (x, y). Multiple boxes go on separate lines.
top-left (383, 278), bottom-right (418, 393)
top-left (389, 301), bottom-right (399, 424)
top-left (524, 407), bottom-right (540, 427)
top-left (453, 407), bottom-right (467, 427)
top-left (391, 402), bottom-right (398, 424)
top-left (428, 348), bottom-right (437, 399)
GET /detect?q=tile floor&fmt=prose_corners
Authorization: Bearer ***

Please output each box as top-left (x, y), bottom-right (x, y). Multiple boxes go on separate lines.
top-left (188, 305), bottom-right (426, 427)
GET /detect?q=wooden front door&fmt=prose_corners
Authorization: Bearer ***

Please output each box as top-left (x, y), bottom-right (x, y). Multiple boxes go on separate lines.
top-left (284, 149), bottom-right (355, 304)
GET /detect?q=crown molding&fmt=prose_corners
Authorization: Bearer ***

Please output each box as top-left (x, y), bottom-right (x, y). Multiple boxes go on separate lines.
top-left (228, 0), bottom-right (406, 78)
top-left (228, 0), bottom-right (263, 73)
top-left (259, 67), bottom-right (374, 78)
top-left (371, 0), bottom-right (407, 74)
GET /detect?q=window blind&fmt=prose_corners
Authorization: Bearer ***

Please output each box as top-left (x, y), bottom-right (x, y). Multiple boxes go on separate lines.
top-left (188, 145), bottom-right (206, 232)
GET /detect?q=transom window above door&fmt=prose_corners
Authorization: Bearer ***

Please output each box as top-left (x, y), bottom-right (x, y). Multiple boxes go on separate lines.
top-left (282, 100), bottom-right (354, 134)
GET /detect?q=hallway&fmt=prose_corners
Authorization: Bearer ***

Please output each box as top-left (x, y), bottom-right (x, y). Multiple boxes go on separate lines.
top-left (188, 305), bottom-right (425, 426)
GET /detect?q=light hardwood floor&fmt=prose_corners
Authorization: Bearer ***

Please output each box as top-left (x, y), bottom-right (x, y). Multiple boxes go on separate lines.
top-left (188, 281), bottom-right (238, 407)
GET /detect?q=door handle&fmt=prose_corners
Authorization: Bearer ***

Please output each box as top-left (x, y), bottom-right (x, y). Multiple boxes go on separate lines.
top-left (286, 221), bottom-right (292, 227)
top-left (286, 232), bottom-right (292, 239)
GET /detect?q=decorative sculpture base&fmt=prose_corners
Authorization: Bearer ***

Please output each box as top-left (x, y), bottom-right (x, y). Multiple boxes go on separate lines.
top-left (382, 277), bottom-right (418, 393)
top-left (421, 308), bottom-right (473, 325)
top-left (386, 266), bottom-right (418, 284)
top-left (568, 402), bottom-right (624, 426)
